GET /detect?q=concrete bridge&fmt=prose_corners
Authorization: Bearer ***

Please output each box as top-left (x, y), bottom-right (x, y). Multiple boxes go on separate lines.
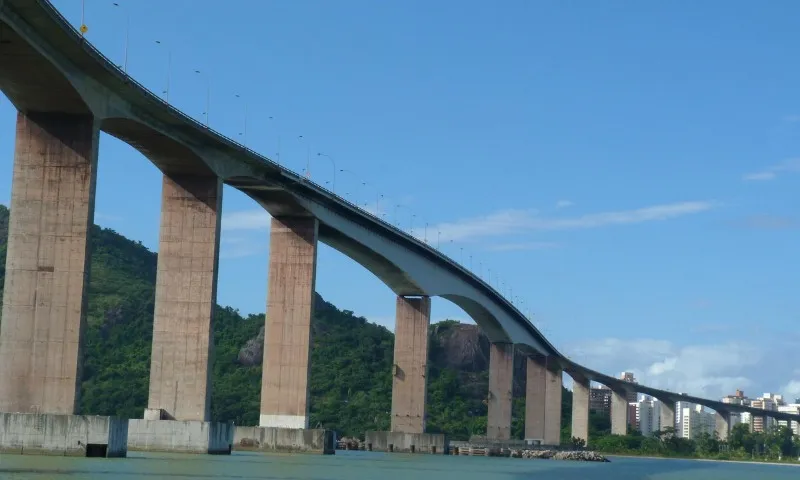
top-left (0, 0), bottom-right (797, 456)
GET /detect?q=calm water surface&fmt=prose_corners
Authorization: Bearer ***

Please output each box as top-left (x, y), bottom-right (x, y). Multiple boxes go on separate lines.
top-left (0, 450), bottom-right (797, 479)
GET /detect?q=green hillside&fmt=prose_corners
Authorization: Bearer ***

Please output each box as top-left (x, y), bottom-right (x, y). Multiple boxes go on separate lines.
top-left (0, 204), bottom-right (572, 440)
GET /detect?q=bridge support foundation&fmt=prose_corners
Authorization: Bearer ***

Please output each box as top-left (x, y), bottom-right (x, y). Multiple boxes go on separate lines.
top-left (524, 356), bottom-right (546, 443)
top-left (610, 388), bottom-right (629, 435)
top-left (570, 373), bottom-right (590, 444)
top-left (147, 174), bottom-right (222, 421)
top-left (657, 398), bottom-right (675, 433)
top-left (487, 342), bottom-right (514, 441)
top-left (0, 112), bottom-right (98, 414)
top-left (544, 364), bottom-right (562, 445)
top-left (390, 296), bottom-right (431, 433)
top-left (260, 216), bottom-right (318, 429)
top-left (714, 411), bottom-right (730, 441)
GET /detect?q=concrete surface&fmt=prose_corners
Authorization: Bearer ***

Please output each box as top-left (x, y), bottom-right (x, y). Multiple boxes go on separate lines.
top-left (658, 398), bottom-right (676, 432)
top-left (714, 411), bottom-right (730, 441)
top-left (0, 413), bottom-right (127, 457)
top-left (524, 356), bottom-right (546, 442)
top-left (0, 112), bottom-right (98, 415)
top-left (570, 373), bottom-right (590, 443)
top-left (610, 388), bottom-right (628, 436)
top-left (147, 174), bottom-right (222, 421)
top-left (233, 426), bottom-right (334, 454)
top-left (365, 431), bottom-right (447, 454)
top-left (260, 217), bottom-right (319, 429)
top-left (390, 296), bottom-right (431, 434)
top-left (127, 419), bottom-right (233, 454)
top-left (487, 342), bottom-right (514, 440)
top-left (544, 365), bottom-right (563, 445)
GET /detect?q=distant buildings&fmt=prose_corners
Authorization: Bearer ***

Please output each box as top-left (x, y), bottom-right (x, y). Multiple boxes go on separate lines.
top-left (777, 404), bottom-right (800, 435)
top-left (722, 390), bottom-right (794, 433)
top-left (590, 386), bottom-right (612, 415)
top-left (681, 404), bottom-right (715, 440)
top-left (635, 397), bottom-right (664, 436)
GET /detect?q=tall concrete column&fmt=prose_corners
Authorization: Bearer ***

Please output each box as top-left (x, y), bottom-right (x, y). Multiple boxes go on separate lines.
top-left (260, 216), bottom-right (318, 429)
top-left (0, 112), bottom-right (98, 415)
top-left (610, 388), bottom-right (628, 435)
top-left (544, 365), bottom-right (562, 445)
top-left (524, 356), bottom-right (546, 441)
top-left (390, 296), bottom-right (431, 433)
top-left (146, 174), bottom-right (222, 421)
top-left (487, 342), bottom-right (514, 440)
top-left (714, 411), bottom-right (730, 441)
top-left (657, 398), bottom-right (675, 433)
top-left (570, 373), bottom-right (590, 443)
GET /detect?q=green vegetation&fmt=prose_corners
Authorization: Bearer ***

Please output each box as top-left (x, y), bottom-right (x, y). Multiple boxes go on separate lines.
top-left (0, 204), bottom-right (570, 439)
top-left (574, 411), bottom-right (800, 463)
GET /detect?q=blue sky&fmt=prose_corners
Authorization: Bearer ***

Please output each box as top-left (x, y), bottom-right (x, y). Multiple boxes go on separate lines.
top-left (1, 0), bottom-right (798, 401)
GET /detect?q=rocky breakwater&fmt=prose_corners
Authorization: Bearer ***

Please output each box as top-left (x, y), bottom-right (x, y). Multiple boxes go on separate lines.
top-left (510, 449), bottom-right (609, 462)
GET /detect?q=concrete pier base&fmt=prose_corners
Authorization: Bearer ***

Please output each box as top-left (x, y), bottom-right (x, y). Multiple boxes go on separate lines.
top-left (127, 419), bottom-right (233, 454)
top-left (487, 342), bottom-right (514, 441)
top-left (233, 426), bottom-right (334, 454)
top-left (365, 431), bottom-right (447, 454)
top-left (0, 413), bottom-right (127, 457)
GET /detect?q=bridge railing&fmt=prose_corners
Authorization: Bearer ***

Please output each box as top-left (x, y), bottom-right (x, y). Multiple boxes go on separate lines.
top-left (43, 0), bottom-right (551, 351)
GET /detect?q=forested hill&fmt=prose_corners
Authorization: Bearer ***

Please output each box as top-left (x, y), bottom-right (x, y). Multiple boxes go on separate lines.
top-left (0, 204), bottom-right (571, 439)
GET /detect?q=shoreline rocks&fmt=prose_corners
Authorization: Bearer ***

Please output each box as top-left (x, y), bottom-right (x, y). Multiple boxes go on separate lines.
top-left (511, 449), bottom-right (610, 462)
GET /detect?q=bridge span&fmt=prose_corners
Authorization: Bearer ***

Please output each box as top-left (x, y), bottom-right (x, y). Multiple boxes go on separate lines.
top-left (0, 0), bottom-right (796, 455)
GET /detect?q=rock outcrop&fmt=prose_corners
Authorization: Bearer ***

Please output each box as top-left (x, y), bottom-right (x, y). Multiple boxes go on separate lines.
top-left (511, 449), bottom-right (609, 462)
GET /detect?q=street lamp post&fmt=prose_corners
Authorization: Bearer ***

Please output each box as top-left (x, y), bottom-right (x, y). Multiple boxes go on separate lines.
top-left (155, 40), bottom-right (171, 101)
top-left (338, 169), bottom-right (365, 202)
top-left (297, 135), bottom-right (310, 178)
top-left (317, 153), bottom-right (337, 192)
top-left (234, 94), bottom-right (248, 146)
top-left (112, 3), bottom-right (129, 73)
top-left (194, 70), bottom-right (210, 126)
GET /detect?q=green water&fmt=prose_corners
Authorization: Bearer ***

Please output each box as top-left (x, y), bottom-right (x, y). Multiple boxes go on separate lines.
top-left (0, 451), bottom-right (797, 479)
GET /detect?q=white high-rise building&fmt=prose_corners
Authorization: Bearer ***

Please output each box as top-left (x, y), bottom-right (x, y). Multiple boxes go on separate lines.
top-left (777, 405), bottom-right (800, 435)
top-left (681, 405), bottom-right (715, 440)
top-left (636, 397), bottom-right (663, 436)
top-left (675, 401), bottom-right (696, 434)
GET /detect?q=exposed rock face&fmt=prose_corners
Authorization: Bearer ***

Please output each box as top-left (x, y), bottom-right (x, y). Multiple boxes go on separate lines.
top-left (236, 302), bottom-right (529, 396)
top-left (512, 449), bottom-right (609, 462)
top-left (236, 292), bottom-right (334, 366)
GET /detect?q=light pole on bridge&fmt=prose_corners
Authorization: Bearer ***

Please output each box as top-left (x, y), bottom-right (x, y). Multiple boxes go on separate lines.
top-left (111, 3), bottom-right (129, 73)
top-left (235, 94), bottom-right (248, 147)
top-left (194, 69), bottom-right (210, 127)
top-left (316, 153), bottom-right (337, 192)
top-left (154, 41), bottom-right (171, 101)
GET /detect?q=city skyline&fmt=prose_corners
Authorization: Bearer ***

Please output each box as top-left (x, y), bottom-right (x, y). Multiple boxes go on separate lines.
top-left (0, 0), bottom-right (797, 403)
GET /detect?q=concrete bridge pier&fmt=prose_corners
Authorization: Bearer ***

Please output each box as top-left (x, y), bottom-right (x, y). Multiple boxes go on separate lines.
top-left (364, 296), bottom-right (446, 454)
top-left (714, 411), bottom-right (730, 441)
top-left (524, 356), bottom-right (546, 443)
top-left (0, 111), bottom-right (126, 456)
top-left (230, 216), bottom-right (335, 455)
top-left (569, 373), bottom-right (590, 444)
top-left (260, 216), bottom-right (319, 429)
top-left (390, 296), bottom-right (431, 433)
top-left (543, 361), bottom-right (563, 445)
top-left (610, 388), bottom-right (629, 436)
top-left (656, 398), bottom-right (675, 433)
top-left (487, 342), bottom-right (514, 441)
top-left (129, 173), bottom-right (233, 455)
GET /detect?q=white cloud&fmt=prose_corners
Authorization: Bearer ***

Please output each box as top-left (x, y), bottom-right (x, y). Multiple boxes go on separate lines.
top-left (742, 158), bottom-right (800, 182)
top-left (556, 200), bottom-right (574, 209)
top-left (222, 210), bottom-right (271, 231)
top-left (781, 380), bottom-right (800, 401)
top-left (566, 338), bottom-right (770, 399)
top-left (433, 201), bottom-right (717, 243)
top-left (486, 242), bottom-right (560, 252)
top-left (219, 235), bottom-right (266, 259)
